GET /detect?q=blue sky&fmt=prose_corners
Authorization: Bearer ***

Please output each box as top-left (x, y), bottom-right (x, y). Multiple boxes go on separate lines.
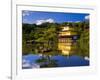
top-left (22, 10), bottom-right (89, 24)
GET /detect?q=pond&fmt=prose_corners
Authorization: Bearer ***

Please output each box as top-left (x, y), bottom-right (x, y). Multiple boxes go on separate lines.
top-left (22, 54), bottom-right (89, 69)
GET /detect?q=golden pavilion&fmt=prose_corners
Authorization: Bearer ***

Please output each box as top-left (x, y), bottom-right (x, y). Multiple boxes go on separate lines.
top-left (58, 25), bottom-right (78, 56)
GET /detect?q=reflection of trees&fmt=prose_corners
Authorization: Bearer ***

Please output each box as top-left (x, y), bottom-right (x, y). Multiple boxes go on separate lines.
top-left (22, 21), bottom-right (89, 59)
top-left (33, 24), bottom-right (59, 67)
top-left (35, 57), bottom-right (58, 67)
top-left (22, 23), bottom-right (59, 66)
top-left (74, 22), bottom-right (89, 57)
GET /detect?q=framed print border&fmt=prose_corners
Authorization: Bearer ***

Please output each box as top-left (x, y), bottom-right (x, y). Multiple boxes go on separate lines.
top-left (12, 3), bottom-right (97, 80)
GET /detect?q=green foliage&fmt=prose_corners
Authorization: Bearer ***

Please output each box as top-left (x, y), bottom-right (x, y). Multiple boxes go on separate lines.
top-left (76, 22), bottom-right (89, 57)
top-left (22, 23), bottom-right (59, 55)
top-left (22, 21), bottom-right (89, 57)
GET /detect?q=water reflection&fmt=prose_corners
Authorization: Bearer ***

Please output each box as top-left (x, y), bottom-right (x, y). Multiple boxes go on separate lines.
top-left (22, 54), bottom-right (89, 69)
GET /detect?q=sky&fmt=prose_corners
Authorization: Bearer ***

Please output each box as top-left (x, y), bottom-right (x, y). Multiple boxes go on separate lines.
top-left (22, 10), bottom-right (89, 25)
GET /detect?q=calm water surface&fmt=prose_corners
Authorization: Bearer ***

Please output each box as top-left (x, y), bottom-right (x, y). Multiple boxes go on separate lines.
top-left (22, 54), bottom-right (89, 69)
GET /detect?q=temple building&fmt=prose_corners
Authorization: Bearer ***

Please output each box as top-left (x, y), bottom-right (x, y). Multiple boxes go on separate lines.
top-left (58, 25), bottom-right (79, 56)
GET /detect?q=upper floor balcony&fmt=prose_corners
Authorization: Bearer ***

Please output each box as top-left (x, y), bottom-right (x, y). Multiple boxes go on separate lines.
top-left (58, 31), bottom-right (78, 36)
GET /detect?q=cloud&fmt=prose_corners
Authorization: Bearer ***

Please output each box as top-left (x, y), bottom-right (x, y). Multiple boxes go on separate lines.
top-left (23, 18), bottom-right (28, 22)
top-left (46, 18), bottom-right (54, 23)
top-left (67, 21), bottom-right (81, 23)
top-left (36, 18), bottom-right (55, 25)
top-left (23, 18), bottom-right (32, 24)
top-left (22, 11), bottom-right (30, 17)
top-left (85, 15), bottom-right (89, 20)
top-left (67, 21), bottom-right (73, 23)
top-left (75, 21), bottom-right (81, 23)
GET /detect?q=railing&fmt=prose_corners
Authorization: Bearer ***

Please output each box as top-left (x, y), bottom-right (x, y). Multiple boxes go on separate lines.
top-left (58, 45), bottom-right (77, 50)
top-left (58, 31), bottom-right (78, 36)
